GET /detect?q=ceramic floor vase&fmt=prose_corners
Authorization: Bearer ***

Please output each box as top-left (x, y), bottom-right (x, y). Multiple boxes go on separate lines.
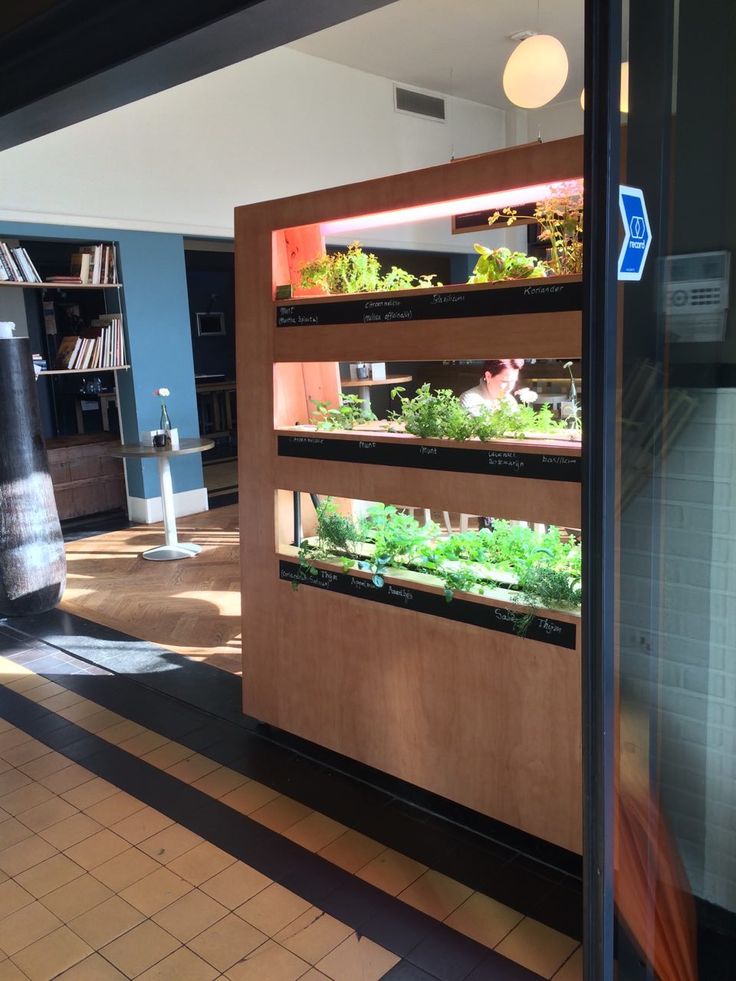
top-left (0, 337), bottom-right (66, 615)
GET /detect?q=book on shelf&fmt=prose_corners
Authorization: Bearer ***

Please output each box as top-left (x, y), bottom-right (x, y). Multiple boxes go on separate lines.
top-left (0, 243), bottom-right (42, 283)
top-left (52, 316), bottom-right (126, 371)
top-left (68, 244), bottom-right (118, 285)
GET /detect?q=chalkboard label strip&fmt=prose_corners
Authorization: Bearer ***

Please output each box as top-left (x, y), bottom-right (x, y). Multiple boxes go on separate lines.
top-left (280, 560), bottom-right (577, 649)
top-left (276, 280), bottom-right (582, 327)
top-left (278, 435), bottom-right (581, 483)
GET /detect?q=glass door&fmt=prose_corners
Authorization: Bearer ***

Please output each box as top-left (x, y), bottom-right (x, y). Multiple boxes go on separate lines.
top-left (584, 0), bottom-right (736, 977)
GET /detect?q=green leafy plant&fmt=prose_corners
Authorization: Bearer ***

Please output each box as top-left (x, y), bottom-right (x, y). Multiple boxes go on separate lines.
top-left (489, 180), bottom-right (584, 276)
top-left (295, 498), bottom-right (581, 613)
top-left (390, 384), bottom-right (475, 440)
top-left (299, 241), bottom-right (440, 295)
top-left (391, 385), bottom-right (565, 442)
top-left (467, 245), bottom-right (548, 284)
top-left (310, 394), bottom-right (377, 431)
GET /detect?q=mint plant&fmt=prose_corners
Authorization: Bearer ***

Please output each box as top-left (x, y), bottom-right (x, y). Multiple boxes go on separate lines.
top-left (310, 394), bottom-right (377, 431)
top-left (468, 244), bottom-right (549, 284)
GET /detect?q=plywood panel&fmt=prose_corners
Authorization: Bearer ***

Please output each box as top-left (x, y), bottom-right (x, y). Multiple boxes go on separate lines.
top-left (274, 311), bottom-right (582, 364)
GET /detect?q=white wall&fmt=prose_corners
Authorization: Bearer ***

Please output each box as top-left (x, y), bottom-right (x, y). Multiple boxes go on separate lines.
top-left (0, 48), bottom-right (506, 247)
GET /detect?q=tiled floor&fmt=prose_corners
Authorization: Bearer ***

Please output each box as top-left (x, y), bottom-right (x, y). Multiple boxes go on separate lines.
top-left (0, 631), bottom-right (582, 981)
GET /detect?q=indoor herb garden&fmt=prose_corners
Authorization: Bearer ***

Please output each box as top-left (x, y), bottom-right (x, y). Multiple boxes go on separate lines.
top-left (295, 499), bottom-right (581, 621)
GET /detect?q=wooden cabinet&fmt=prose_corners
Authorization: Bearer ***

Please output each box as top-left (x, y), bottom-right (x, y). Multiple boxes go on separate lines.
top-left (47, 433), bottom-right (126, 520)
top-left (235, 136), bottom-right (584, 852)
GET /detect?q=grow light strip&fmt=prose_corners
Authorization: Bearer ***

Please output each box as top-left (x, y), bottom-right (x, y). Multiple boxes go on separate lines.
top-left (319, 179), bottom-right (583, 235)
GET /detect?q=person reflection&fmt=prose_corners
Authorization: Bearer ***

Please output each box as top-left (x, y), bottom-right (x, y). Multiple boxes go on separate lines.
top-left (459, 358), bottom-right (524, 416)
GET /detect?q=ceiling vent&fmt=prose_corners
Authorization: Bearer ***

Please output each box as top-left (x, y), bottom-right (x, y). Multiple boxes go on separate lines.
top-left (394, 85), bottom-right (446, 122)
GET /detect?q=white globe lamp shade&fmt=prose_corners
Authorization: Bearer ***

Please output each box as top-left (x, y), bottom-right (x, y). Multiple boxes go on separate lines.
top-left (580, 61), bottom-right (630, 113)
top-left (503, 34), bottom-right (569, 109)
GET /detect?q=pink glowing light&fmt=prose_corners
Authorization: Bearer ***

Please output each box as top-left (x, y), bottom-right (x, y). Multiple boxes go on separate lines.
top-left (319, 180), bottom-right (582, 235)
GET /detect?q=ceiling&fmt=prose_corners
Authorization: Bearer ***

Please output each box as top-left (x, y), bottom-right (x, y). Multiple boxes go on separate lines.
top-left (291, 0), bottom-right (584, 110)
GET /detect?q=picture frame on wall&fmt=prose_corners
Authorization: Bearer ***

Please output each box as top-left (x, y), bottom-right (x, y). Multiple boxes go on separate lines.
top-left (196, 312), bottom-right (226, 336)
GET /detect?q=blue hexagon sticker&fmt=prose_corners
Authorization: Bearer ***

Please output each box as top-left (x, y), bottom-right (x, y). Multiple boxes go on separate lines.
top-left (618, 185), bottom-right (652, 281)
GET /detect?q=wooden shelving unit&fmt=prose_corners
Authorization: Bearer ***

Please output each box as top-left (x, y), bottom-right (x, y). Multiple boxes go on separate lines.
top-left (236, 134), bottom-right (584, 853)
top-left (0, 282), bottom-right (122, 290)
top-left (38, 365), bottom-right (130, 376)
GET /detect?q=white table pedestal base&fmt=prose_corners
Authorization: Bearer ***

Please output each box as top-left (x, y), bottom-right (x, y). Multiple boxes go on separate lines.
top-left (142, 543), bottom-right (202, 561)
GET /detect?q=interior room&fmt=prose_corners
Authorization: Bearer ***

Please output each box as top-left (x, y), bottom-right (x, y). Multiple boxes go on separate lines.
top-left (1, 1), bottom-right (734, 979)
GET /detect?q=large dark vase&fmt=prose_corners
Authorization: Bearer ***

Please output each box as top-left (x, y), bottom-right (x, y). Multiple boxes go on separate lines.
top-left (0, 337), bottom-right (66, 616)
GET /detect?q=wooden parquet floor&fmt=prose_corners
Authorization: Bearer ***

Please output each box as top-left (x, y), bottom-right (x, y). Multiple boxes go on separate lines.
top-left (60, 504), bottom-right (242, 675)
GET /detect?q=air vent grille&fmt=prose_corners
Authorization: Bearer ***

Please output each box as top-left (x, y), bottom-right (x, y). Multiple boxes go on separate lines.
top-left (394, 86), bottom-right (446, 121)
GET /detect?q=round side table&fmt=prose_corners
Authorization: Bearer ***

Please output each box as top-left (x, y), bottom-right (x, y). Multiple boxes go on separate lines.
top-left (112, 437), bottom-right (215, 560)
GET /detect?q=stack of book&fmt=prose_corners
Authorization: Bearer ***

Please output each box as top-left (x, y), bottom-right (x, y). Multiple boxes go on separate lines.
top-left (65, 244), bottom-right (118, 285)
top-left (32, 353), bottom-right (47, 376)
top-left (0, 243), bottom-right (42, 283)
top-left (54, 316), bottom-right (126, 371)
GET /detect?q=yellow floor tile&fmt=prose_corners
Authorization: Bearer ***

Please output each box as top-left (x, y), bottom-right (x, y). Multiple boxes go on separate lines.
top-left (0, 900), bottom-right (62, 956)
top-left (73, 709), bottom-right (124, 734)
top-left (0, 730), bottom-right (35, 753)
top-left (165, 753), bottom-right (221, 784)
top-left (187, 912), bottom-right (267, 973)
top-left (0, 770), bottom-right (33, 796)
top-left (38, 765), bottom-right (94, 796)
top-left (10, 924), bottom-right (92, 981)
top-left (83, 790), bottom-right (146, 826)
top-left (166, 841), bottom-right (236, 886)
top-left (91, 846), bottom-right (160, 891)
top-left (0, 957), bottom-right (28, 979)
top-left (54, 951), bottom-right (127, 979)
top-left (39, 690), bottom-right (85, 712)
top-left (219, 782), bottom-right (280, 816)
top-left (444, 891), bottom-right (525, 948)
top-left (14, 853), bottom-right (84, 899)
top-left (398, 869), bottom-right (474, 921)
top-left (18, 795), bottom-right (78, 833)
top-left (2, 740), bottom-right (53, 768)
top-left (282, 813), bottom-right (346, 853)
top-left (495, 917), bottom-right (580, 979)
top-left (21, 682), bottom-right (65, 703)
top-left (61, 777), bottom-right (117, 809)
top-left (18, 751), bottom-right (72, 781)
top-left (138, 825), bottom-right (203, 865)
top-left (191, 767), bottom-right (249, 800)
top-left (275, 908), bottom-right (353, 965)
top-left (553, 947), bottom-right (583, 980)
top-left (97, 720), bottom-right (146, 745)
top-left (0, 816), bottom-right (34, 849)
top-left (0, 834), bottom-right (58, 876)
top-left (315, 933), bottom-right (400, 981)
top-left (141, 742), bottom-right (193, 770)
top-left (55, 701), bottom-right (114, 725)
top-left (64, 829), bottom-right (129, 871)
top-left (235, 883), bottom-right (311, 936)
top-left (120, 865), bottom-right (193, 916)
top-left (224, 939), bottom-right (310, 981)
top-left (111, 805), bottom-right (173, 844)
top-left (137, 946), bottom-right (218, 981)
top-left (317, 831), bottom-right (386, 874)
top-left (152, 888), bottom-right (228, 942)
top-left (39, 812), bottom-right (103, 850)
top-left (68, 894), bottom-right (145, 948)
top-left (356, 849), bottom-right (427, 896)
top-left (299, 971), bottom-right (331, 980)
top-left (40, 873), bottom-right (114, 921)
top-left (0, 878), bottom-right (35, 917)
top-left (116, 730), bottom-right (169, 757)
top-left (0, 782), bottom-right (55, 817)
top-left (248, 797), bottom-right (312, 834)
top-left (101, 920), bottom-right (180, 978)
top-left (199, 862), bottom-right (272, 910)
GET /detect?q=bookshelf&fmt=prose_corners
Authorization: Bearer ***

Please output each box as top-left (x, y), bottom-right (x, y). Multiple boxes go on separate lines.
top-left (0, 236), bottom-right (131, 519)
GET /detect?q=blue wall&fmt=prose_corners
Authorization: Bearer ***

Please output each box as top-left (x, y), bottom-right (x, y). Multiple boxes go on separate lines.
top-left (0, 221), bottom-right (203, 501)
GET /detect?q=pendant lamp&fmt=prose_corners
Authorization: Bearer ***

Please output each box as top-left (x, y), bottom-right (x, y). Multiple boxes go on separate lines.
top-left (503, 33), bottom-right (569, 109)
top-left (580, 61), bottom-right (630, 113)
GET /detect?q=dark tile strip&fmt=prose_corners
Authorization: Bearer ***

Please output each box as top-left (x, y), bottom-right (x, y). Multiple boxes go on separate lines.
top-left (0, 624), bottom-right (582, 940)
top-left (0, 683), bottom-right (544, 981)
